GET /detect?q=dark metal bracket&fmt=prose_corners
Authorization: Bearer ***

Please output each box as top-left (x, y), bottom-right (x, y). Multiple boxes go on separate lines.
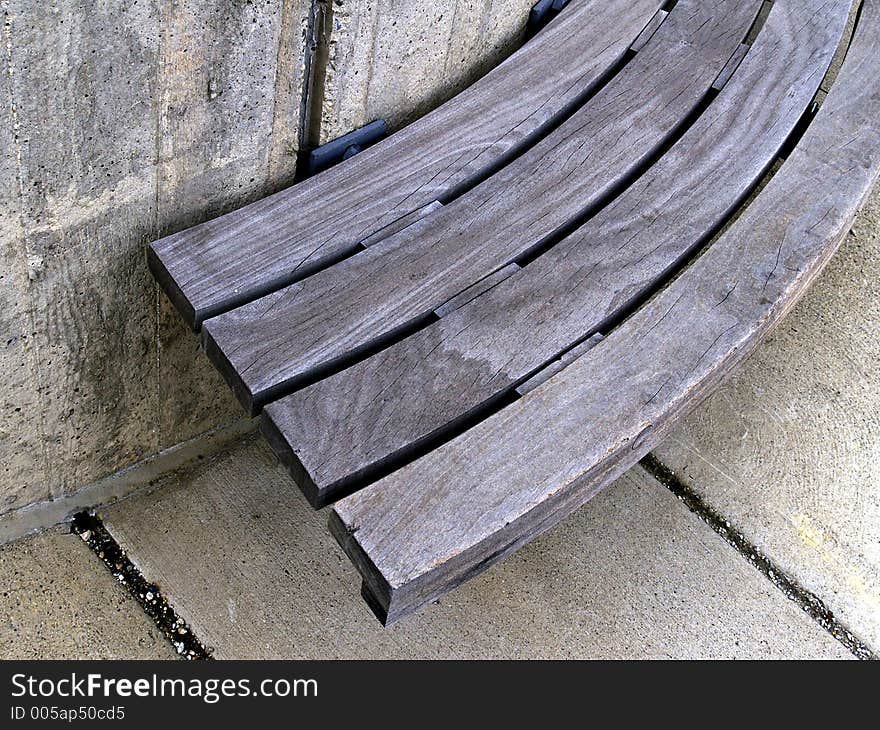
top-left (305, 119), bottom-right (388, 177)
top-left (526, 0), bottom-right (569, 38)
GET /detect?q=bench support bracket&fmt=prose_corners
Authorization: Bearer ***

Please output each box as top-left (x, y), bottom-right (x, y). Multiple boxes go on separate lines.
top-left (527, 0), bottom-right (569, 37)
top-left (306, 119), bottom-right (388, 177)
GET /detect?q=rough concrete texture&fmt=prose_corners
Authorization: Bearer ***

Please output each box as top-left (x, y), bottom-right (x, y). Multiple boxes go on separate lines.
top-left (101, 435), bottom-right (850, 659)
top-left (0, 1), bottom-right (309, 519)
top-left (655, 182), bottom-right (880, 652)
top-left (0, 24), bottom-right (47, 514)
top-left (12, 0), bottom-right (162, 505)
top-left (315, 0), bottom-right (535, 143)
top-left (0, 418), bottom-right (256, 545)
top-left (0, 527), bottom-right (175, 659)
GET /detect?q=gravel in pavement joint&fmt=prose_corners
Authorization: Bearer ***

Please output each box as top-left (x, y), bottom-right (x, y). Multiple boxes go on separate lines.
top-left (71, 511), bottom-right (212, 661)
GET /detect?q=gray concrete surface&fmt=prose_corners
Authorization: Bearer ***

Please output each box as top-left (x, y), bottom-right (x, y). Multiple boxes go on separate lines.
top-left (0, 1), bottom-right (307, 521)
top-left (101, 435), bottom-right (850, 659)
top-left (0, 29), bottom-right (45, 515)
top-left (153, 0), bottom-right (310, 456)
top-left (314, 0), bottom-right (535, 143)
top-left (655, 182), bottom-right (880, 652)
top-left (0, 527), bottom-right (175, 659)
top-left (0, 418), bottom-right (256, 545)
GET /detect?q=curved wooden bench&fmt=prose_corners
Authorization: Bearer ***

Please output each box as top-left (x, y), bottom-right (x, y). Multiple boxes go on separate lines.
top-left (148, 0), bottom-right (878, 624)
top-left (330, 0), bottom-right (879, 623)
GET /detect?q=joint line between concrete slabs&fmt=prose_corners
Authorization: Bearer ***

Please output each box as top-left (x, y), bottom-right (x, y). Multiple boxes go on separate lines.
top-left (641, 453), bottom-right (876, 661)
top-left (72, 511), bottom-right (212, 660)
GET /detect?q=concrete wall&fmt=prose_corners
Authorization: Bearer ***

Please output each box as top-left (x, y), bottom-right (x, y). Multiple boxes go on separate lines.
top-left (313, 0), bottom-right (534, 143)
top-left (0, 0), bottom-right (533, 523)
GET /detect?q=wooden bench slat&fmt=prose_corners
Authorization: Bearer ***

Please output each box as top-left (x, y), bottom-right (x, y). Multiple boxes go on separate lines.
top-left (262, 0), bottom-right (852, 507)
top-left (148, 0), bottom-right (664, 329)
top-left (329, 0), bottom-right (878, 624)
top-left (203, 0), bottom-right (763, 414)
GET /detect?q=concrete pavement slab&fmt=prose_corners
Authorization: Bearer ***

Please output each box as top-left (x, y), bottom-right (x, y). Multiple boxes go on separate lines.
top-left (655, 182), bottom-right (880, 652)
top-left (101, 435), bottom-right (850, 659)
top-left (0, 528), bottom-right (175, 659)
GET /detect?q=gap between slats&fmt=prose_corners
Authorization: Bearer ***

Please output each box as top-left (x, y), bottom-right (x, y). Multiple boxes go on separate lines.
top-left (245, 29), bottom-right (761, 416)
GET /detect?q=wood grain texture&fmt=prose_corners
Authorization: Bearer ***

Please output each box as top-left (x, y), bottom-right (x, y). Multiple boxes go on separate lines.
top-left (330, 0), bottom-right (880, 624)
top-left (149, 0), bottom-right (664, 329)
top-left (205, 0), bottom-right (762, 414)
top-left (262, 0), bottom-right (851, 506)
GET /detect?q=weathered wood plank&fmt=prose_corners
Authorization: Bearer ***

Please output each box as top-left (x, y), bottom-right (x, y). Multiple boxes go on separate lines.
top-left (149, 0), bottom-right (664, 329)
top-left (205, 0), bottom-right (762, 414)
top-left (330, 0), bottom-right (880, 624)
top-left (261, 0), bottom-right (851, 506)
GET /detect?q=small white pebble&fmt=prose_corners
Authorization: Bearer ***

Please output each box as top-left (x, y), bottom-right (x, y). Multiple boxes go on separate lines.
top-left (145, 592), bottom-right (154, 601)
top-left (79, 530), bottom-right (91, 542)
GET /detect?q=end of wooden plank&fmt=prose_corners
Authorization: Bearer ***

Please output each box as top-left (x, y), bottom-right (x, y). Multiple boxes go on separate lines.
top-left (331, 503), bottom-right (452, 626)
top-left (328, 427), bottom-right (643, 625)
top-left (201, 324), bottom-right (259, 417)
top-left (329, 495), bottom-right (523, 627)
top-left (146, 244), bottom-right (199, 331)
top-left (358, 579), bottom-right (436, 627)
top-left (262, 396), bottom-right (388, 509)
top-left (259, 412), bottom-right (326, 509)
top-left (327, 509), bottom-right (398, 625)
top-left (359, 582), bottom-right (391, 626)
